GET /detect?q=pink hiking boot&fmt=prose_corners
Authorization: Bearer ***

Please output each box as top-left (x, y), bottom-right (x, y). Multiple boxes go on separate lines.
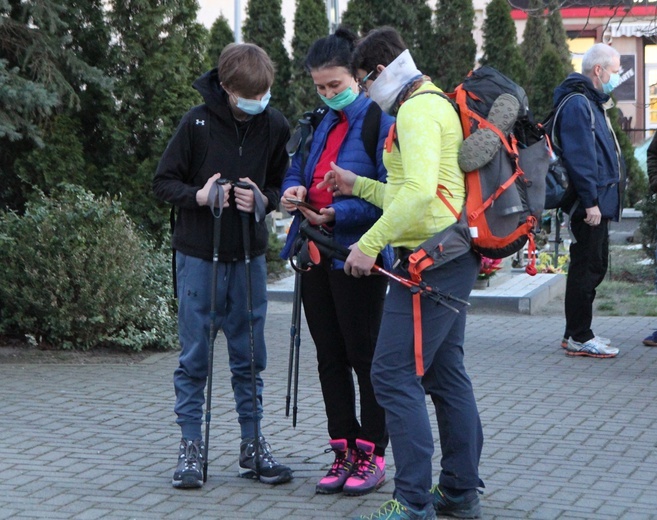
top-left (315, 439), bottom-right (355, 494)
top-left (343, 439), bottom-right (386, 496)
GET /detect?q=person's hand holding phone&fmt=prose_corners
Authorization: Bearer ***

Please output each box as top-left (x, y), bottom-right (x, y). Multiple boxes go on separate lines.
top-left (280, 186), bottom-right (307, 213)
top-left (280, 186), bottom-right (335, 226)
top-left (300, 205), bottom-right (335, 226)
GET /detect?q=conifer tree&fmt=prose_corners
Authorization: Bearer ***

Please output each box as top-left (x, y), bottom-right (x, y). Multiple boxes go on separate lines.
top-left (342, 0), bottom-right (434, 76)
top-left (433, 0), bottom-right (476, 91)
top-left (107, 0), bottom-right (208, 236)
top-left (289, 0), bottom-right (329, 121)
top-left (207, 15), bottom-right (235, 69)
top-left (546, 0), bottom-right (574, 74)
top-left (528, 46), bottom-right (565, 121)
top-left (0, 0), bottom-right (108, 213)
top-left (242, 0), bottom-right (292, 120)
top-left (340, 0), bottom-right (375, 34)
top-left (520, 0), bottom-right (549, 79)
top-left (609, 106), bottom-right (648, 206)
top-left (481, 0), bottom-right (527, 84)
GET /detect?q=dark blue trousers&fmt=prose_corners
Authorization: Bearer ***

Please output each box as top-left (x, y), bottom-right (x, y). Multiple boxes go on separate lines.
top-left (174, 252), bottom-right (267, 441)
top-left (371, 251), bottom-right (483, 510)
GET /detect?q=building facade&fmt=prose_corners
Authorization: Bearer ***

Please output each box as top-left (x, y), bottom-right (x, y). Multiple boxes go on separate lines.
top-left (511, 0), bottom-right (657, 142)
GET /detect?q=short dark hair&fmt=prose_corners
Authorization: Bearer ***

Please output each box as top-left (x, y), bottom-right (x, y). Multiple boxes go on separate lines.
top-left (305, 26), bottom-right (358, 72)
top-left (218, 43), bottom-right (274, 97)
top-left (351, 26), bottom-right (407, 75)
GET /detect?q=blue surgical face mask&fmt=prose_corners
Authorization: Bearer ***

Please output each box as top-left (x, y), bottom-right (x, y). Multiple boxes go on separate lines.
top-left (234, 91), bottom-right (271, 115)
top-left (601, 69), bottom-right (621, 94)
top-left (319, 86), bottom-right (358, 111)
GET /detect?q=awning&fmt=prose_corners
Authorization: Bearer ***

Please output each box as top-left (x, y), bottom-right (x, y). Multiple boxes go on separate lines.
top-left (610, 21), bottom-right (657, 38)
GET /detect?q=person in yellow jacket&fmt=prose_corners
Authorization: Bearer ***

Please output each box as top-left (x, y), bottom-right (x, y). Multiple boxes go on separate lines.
top-left (322, 27), bottom-right (484, 520)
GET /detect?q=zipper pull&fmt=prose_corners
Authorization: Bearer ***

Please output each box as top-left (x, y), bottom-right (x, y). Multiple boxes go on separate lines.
top-left (239, 146), bottom-right (243, 157)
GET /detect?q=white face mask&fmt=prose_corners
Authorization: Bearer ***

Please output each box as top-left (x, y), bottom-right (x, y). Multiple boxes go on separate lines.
top-left (367, 50), bottom-right (422, 114)
top-left (235, 91), bottom-right (271, 115)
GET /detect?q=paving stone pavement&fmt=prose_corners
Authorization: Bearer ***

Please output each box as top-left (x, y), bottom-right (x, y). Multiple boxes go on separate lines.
top-left (1, 301), bottom-right (657, 519)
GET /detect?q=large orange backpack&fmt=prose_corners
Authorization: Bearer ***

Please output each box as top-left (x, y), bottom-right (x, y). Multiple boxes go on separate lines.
top-left (407, 66), bottom-right (550, 282)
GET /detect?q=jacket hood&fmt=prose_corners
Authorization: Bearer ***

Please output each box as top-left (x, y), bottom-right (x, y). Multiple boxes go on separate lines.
top-left (554, 72), bottom-right (609, 106)
top-left (193, 68), bottom-right (230, 115)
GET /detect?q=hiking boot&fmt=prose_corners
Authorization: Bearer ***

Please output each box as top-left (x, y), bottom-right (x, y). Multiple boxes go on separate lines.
top-left (172, 438), bottom-right (204, 489)
top-left (643, 330), bottom-right (657, 347)
top-left (316, 438), bottom-right (355, 494)
top-left (343, 438), bottom-right (386, 496)
top-left (353, 499), bottom-right (435, 520)
top-left (431, 484), bottom-right (482, 519)
top-left (561, 335), bottom-right (611, 349)
top-left (566, 337), bottom-right (619, 358)
top-left (458, 93), bottom-right (520, 172)
top-left (238, 436), bottom-right (293, 484)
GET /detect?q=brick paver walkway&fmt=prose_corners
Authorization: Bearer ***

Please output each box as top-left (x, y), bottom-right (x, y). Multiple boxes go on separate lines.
top-left (1, 301), bottom-right (656, 519)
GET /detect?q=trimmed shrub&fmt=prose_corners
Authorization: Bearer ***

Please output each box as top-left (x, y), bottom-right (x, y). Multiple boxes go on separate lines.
top-left (637, 194), bottom-right (657, 262)
top-left (0, 184), bottom-right (177, 351)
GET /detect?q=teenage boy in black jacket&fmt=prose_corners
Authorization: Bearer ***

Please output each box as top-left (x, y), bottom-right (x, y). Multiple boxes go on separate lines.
top-left (153, 43), bottom-right (292, 488)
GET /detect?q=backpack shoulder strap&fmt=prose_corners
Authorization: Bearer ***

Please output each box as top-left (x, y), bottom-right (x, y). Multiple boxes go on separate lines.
top-left (409, 89), bottom-right (459, 114)
top-left (361, 102), bottom-right (382, 165)
top-left (403, 90), bottom-right (463, 218)
top-left (552, 93), bottom-right (594, 148)
top-left (286, 106), bottom-right (329, 176)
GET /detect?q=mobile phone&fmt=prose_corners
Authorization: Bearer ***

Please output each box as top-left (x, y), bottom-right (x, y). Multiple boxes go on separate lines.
top-left (285, 197), bottom-right (322, 215)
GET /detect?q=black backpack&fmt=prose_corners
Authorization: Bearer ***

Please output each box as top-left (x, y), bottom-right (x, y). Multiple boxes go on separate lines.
top-left (541, 92), bottom-right (594, 211)
top-left (286, 102), bottom-right (382, 174)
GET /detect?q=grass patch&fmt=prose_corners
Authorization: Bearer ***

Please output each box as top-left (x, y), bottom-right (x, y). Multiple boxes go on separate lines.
top-left (595, 245), bottom-right (657, 316)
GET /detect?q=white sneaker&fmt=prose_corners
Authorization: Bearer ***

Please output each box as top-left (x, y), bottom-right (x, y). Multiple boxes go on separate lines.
top-left (566, 337), bottom-right (619, 358)
top-left (561, 335), bottom-right (611, 349)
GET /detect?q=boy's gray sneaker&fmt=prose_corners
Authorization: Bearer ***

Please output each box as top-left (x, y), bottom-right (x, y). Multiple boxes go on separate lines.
top-left (238, 436), bottom-right (293, 484)
top-left (431, 484), bottom-right (482, 519)
top-left (172, 438), bottom-right (204, 489)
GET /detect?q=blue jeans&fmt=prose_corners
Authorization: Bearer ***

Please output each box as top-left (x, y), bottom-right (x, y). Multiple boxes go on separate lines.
top-left (174, 252), bottom-right (267, 441)
top-left (371, 251), bottom-right (484, 510)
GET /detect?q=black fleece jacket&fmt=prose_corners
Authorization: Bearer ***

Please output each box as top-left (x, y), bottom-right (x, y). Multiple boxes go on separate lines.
top-left (153, 69), bottom-right (290, 261)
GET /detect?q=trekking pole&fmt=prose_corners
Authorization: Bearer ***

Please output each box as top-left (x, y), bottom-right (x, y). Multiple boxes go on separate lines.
top-left (236, 180), bottom-right (260, 477)
top-left (292, 278), bottom-right (302, 426)
top-left (298, 221), bottom-right (470, 310)
top-left (203, 178), bottom-right (230, 483)
top-left (285, 269), bottom-right (302, 419)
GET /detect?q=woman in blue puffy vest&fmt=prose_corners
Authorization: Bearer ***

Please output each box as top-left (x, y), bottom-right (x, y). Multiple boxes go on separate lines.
top-left (280, 27), bottom-right (393, 497)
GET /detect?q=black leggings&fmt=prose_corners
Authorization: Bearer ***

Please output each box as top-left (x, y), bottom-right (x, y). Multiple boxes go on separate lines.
top-left (301, 258), bottom-right (389, 456)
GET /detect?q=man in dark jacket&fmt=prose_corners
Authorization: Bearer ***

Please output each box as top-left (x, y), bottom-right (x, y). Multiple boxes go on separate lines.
top-left (555, 43), bottom-right (623, 358)
top-left (153, 43), bottom-right (292, 488)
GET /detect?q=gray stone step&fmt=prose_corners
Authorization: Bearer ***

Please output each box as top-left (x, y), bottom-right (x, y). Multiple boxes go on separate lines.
top-left (268, 270), bottom-right (565, 315)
